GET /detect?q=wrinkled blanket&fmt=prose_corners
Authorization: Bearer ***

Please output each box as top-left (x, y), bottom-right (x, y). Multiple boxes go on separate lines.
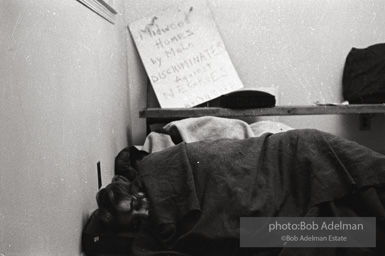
top-left (140, 116), bottom-right (292, 153)
top-left (133, 129), bottom-right (385, 256)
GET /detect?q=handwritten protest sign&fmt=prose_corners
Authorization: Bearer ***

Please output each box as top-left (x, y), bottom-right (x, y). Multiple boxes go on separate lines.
top-left (129, 0), bottom-right (244, 108)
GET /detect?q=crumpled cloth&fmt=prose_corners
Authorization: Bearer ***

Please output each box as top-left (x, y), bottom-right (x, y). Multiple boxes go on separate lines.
top-left (139, 116), bottom-right (292, 153)
top-left (133, 129), bottom-right (385, 256)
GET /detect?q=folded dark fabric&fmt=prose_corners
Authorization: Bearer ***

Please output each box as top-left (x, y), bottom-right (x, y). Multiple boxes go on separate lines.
top-left (343, 43), bottom-right (385, 104)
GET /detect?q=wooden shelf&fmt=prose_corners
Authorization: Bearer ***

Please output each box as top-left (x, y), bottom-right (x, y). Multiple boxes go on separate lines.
top-left (140, 104), bottom-right (385, 119)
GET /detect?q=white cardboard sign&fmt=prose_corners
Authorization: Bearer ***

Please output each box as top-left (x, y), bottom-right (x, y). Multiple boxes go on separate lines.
top-left (129, 0), bottom-right (244, 108)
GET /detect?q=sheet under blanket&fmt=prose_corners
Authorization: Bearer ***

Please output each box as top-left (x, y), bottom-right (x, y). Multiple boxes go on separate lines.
top-left (133, 129), bottom-right (385, 256)
top-left (140, 116), bottom-right (292, 153)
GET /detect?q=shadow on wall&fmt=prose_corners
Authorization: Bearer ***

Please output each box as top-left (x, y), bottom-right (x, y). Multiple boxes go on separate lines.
top-left (340, 115), bottom-right (385, 155)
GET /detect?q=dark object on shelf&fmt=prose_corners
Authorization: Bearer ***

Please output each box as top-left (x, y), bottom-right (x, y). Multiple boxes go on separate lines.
top-left (82, 209), bottom-right (137, 255)
top-left (343, 43), bottom-right (385, 104)
top-left (219, 90), bottom-right (276, 109)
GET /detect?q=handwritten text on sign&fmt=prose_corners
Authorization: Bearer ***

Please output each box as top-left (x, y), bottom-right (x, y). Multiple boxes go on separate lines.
top-left (129, 0), bottom-right (243, 108)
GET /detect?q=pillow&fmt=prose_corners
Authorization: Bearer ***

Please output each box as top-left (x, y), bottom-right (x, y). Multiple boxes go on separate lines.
top-left (250, 120), bottom-right (293, 137)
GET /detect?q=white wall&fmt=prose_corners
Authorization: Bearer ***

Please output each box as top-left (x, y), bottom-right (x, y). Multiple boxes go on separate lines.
top-left (0, 0), bottom-right (130, 255)
top-left (125, 0), bottom-right (385, 154)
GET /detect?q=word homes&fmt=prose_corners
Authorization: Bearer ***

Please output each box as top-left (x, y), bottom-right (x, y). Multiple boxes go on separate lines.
top-left (129, 0), bottom-right (243, 108)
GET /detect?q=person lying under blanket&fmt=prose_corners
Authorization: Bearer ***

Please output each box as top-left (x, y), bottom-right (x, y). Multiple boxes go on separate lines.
top-left (96, 175), bottom-right (150, 231)
top-left (96, 129), bottom-right (385, 256)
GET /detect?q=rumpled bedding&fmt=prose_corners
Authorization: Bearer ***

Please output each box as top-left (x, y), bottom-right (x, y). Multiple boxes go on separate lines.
top-left (132, 129), bottom-right (385, 256)
top-left (139, 116), bottom-right (293, 153)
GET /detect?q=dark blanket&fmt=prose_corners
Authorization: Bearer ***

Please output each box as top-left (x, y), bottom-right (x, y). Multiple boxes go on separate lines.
top-left (133, 129), bottom-right (385, 256)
